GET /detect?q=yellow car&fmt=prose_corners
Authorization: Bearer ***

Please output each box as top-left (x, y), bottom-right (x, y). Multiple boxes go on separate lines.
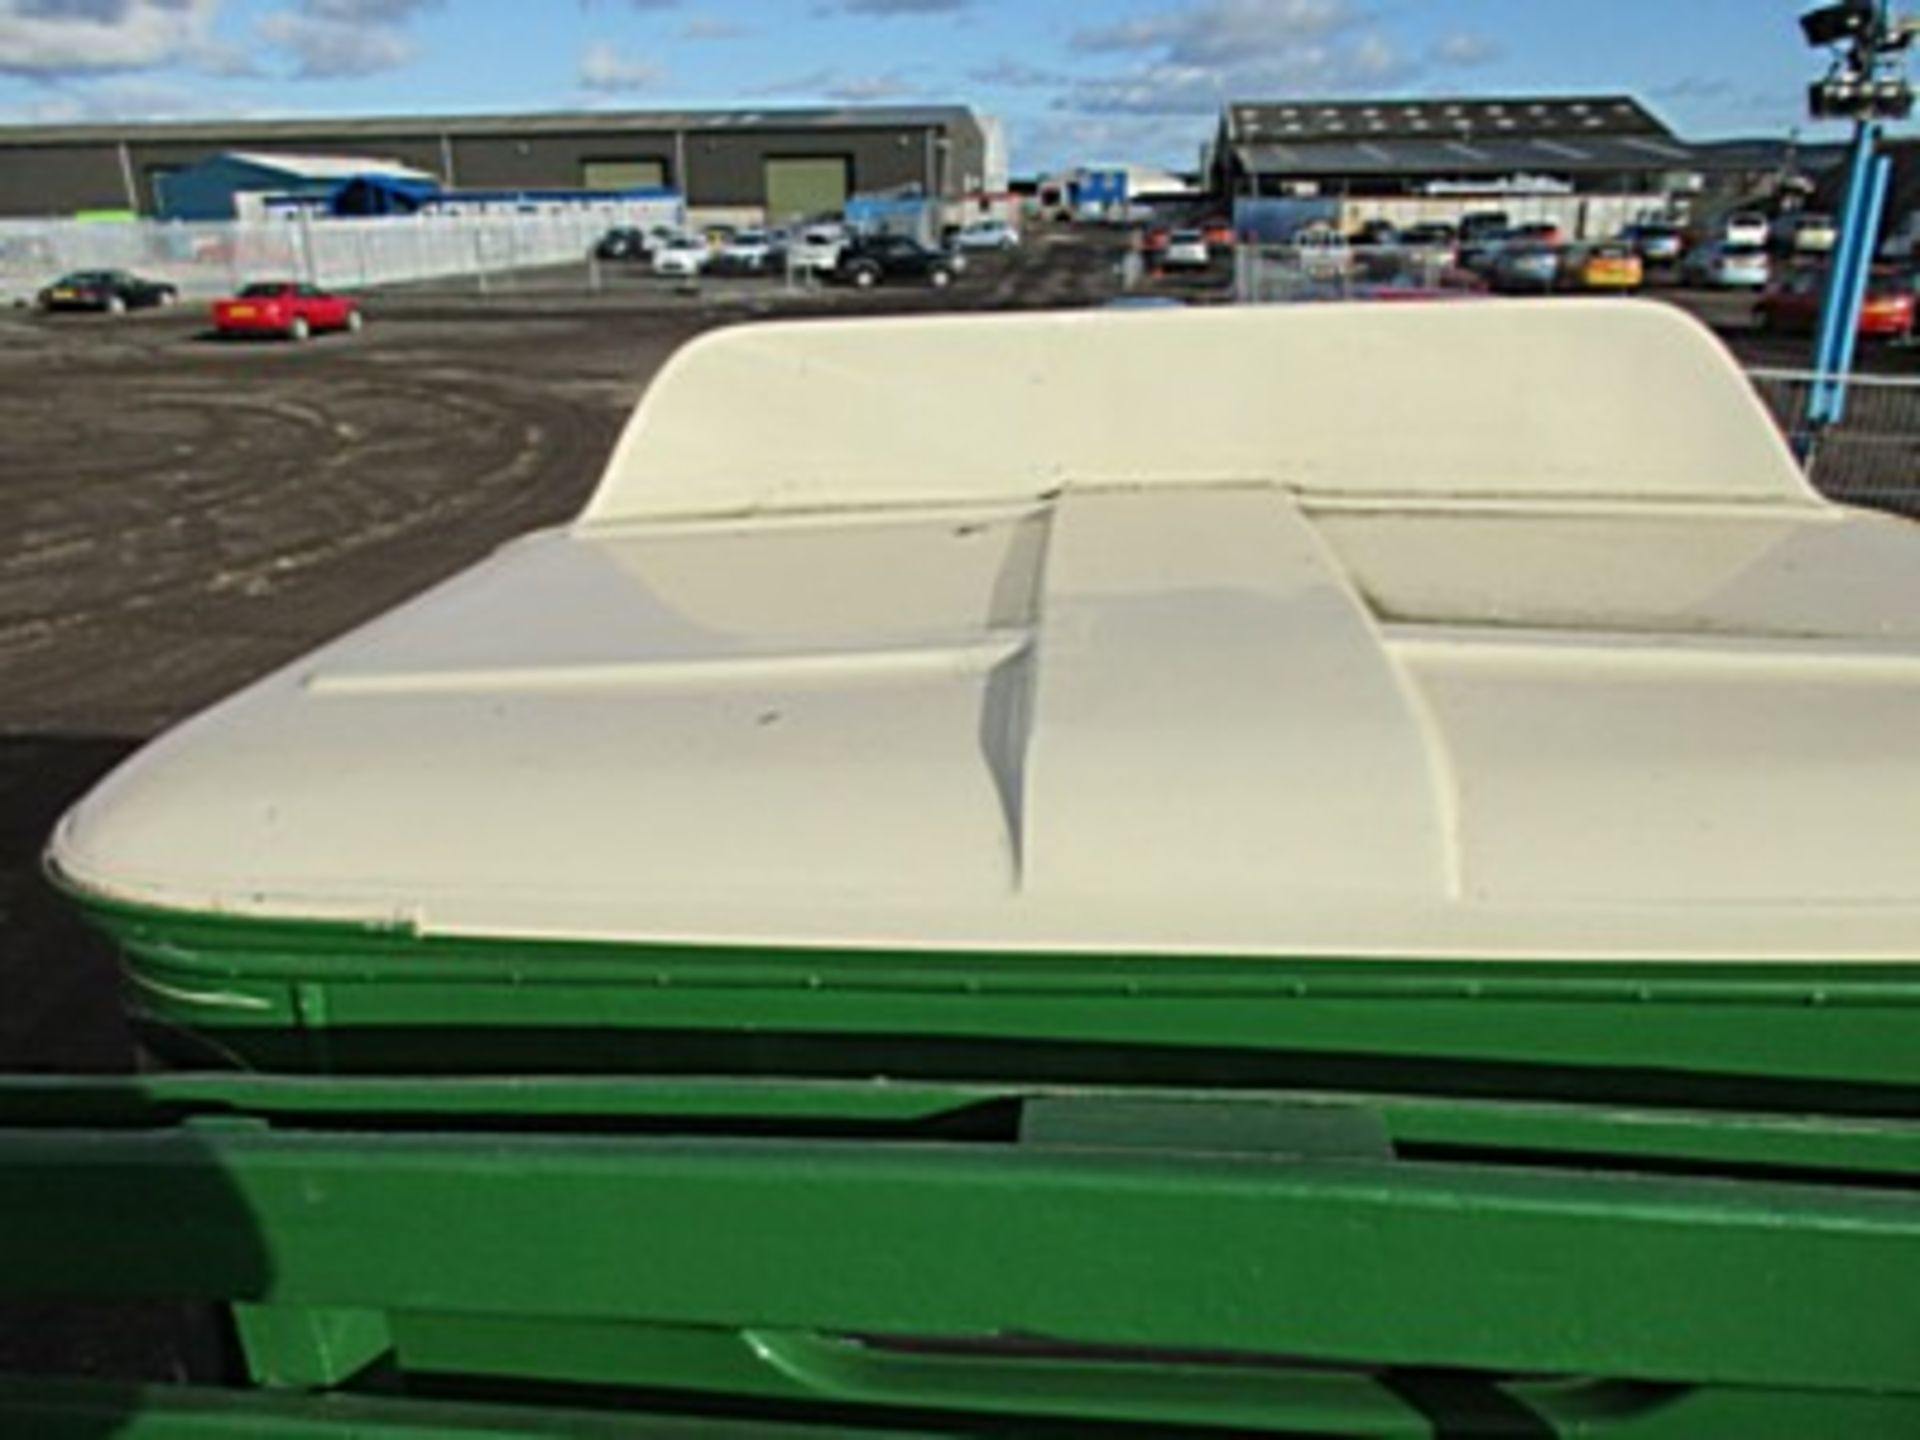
top-left (1565, 242), bottom-right (1644, 292)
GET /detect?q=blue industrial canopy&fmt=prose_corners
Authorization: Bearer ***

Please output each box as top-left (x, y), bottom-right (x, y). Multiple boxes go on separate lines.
top-left (328, 174), bottom-right (442, 216)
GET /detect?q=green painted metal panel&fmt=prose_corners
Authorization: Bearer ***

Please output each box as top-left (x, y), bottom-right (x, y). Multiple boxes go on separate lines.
top-left (62, 888), bottom-right (1920, 1095)
top-left (3, 1120), bottom-right (1919, 1393)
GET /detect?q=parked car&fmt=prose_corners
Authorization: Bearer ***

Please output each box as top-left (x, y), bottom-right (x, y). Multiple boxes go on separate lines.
top-left (1508, 221), bottom-right (1564, 248)
top-left (1458, 210), bottom-right (1511, 243)
top-left (1722, 212), bottom-right (1770, 249)
top-left (1561, 242), bottom-right (1644, 292)
top-left (788, 225), bottom-right (848, 273)
top-left (1200, 218), bottom-right (1237, 249)
top-left (1351, 218), bottom-right (1398, 248)
top-left (592, 228), bottom-right (650, 263)
top-left (1458, 229), bottom-right (1514, 275)
top-left (956, 219), bottom-right (1020, 252)
top-left (1161, 229), bottom-right (1211, 270)
top-left (1685, 242), bottom-right (1771, 290)
top-left (1398, 222), bottom-right (1459, 268)
top-left (1771, 212), bottom-right (1838, 256)
top-left (652, 236), bottom-right (709, 278)
top-left (714, 230), bottom-right (782, 272)
top-left (1755, 266), bottom-right (1915, 338)
top-left (1139, 226), bottom-right (1172, 259)
top-left (831, 233), bottom-right (957, 289)
top-left (1621, 221), bottom-right (1685, 266)
top-left (38, 269), bottom-right (177, 314)
top-left (1296, 226), bottom-right (1352, 279)
top-left (1490, 243), bottom-right (1561, 294)
top-left (212, 281), bottom-right (361, 341)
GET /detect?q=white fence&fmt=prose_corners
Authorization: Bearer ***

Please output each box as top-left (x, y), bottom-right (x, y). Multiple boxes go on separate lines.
top-left (0, 208), bottom-right (673, 304)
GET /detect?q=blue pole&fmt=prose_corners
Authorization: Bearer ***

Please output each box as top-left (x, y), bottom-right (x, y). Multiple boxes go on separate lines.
top-left (1806, 123), bottom-right (1890, 430)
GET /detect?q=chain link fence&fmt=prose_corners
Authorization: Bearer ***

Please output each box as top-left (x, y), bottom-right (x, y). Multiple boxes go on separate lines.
top-left (0, 210), bottom-right (648, 305)
top-left (1747, 369), bottom-right (1920, 516)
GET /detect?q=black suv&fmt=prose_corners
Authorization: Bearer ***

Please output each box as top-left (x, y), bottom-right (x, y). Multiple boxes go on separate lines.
top-left (832, 234), bottom-right (956, 290)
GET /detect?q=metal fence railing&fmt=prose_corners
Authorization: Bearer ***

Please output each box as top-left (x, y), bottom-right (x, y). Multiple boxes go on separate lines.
top-left (1232, 243), bottom-right (1467, 303)
top-left (0, 210), bottom-right (668, 304)
top-left (1746, 369), bottom-right (1920, 515)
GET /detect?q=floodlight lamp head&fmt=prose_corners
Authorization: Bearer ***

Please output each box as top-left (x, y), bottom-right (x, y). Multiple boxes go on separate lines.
top-left (1801, 0), bottom-right (1876, 49)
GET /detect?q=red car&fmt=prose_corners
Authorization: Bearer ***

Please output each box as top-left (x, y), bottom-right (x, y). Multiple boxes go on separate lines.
top-left (1201, 218), bottom-right (1236, 249)
top-left (212, 281), bottom-right (363, 341)
top-left (1756, 267), bottom-right (1914, 339)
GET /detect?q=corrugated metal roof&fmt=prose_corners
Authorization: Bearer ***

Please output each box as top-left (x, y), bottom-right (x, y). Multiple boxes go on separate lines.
top-left (1233, 133), bottom-right (1699, 177)
top-left (0, 105), bottom-right (979, 147)
top-left (225, 152), bottom-right (437, 181)
top-left (1223, 95), bottom-right (1672, 144)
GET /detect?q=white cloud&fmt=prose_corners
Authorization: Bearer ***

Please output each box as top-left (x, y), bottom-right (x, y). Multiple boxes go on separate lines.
top-left (1059, 0), bottom-right (1416, 116)
top-left (580, 38), bottom-right (665, 90)
top-left (680, 14), bottom-right (746, 40)
top-left (0, 0), bottom-right (225, 78)
top-left (1072, 0), bottom-right (1361, 66)
top-left (257, 8), bottom-right (413, 76)
top-left (1432, 31), bottom-right (1501, 68)
top-left (969, 55), bottom-right (1062, 89)
top-left (756, 66), bottom-right (929, 101)
top-left (254, 0), bottom-right (437, 80)
top-left (20, 72), bottom-right (262, 122)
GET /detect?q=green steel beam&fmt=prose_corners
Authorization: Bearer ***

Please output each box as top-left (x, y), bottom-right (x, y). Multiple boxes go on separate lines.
top-left (1, 1118), bottom-right (1918, 1395)
top-left (0, 1378), bottom-right (939, 1439)
top-left (4, 1074), bottom-right (1920, 1178)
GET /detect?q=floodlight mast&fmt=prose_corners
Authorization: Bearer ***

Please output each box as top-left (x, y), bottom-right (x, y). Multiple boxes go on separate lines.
top-left (1802, 0), bottom-right (1912, 439)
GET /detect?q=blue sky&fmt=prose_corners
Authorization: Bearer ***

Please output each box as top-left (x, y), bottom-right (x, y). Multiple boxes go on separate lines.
top-left (0, 1), bottom-right (1898, 171)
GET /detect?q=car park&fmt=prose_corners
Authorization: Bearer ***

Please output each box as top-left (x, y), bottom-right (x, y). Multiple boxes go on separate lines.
top-left (1295, 226), bottom-right (1352, 279)
top-left (1621, 220), bottom-right (1685, 266)
top-left (652, 236), bottom-right (709, 278)
top-left (714, 229), bottom-right (782, 273)
top-left (788, 225), bottom-right (848, 274)
top-left (1685, 241), bottom-right (1770, 290)
top-left (1756, 265), bottom-right (1915, 338)
top-left (1561, 241), bottom-right (1643, 292)
top-left (1458, 228), bottom-right (1514, 275)
top-left (1508, 220), bottom-right (1564, 247)
top-left (1351, 218), bottom-right (1398, 248)
top-left (1397, 222), bottom-right (1459, 268)
top-left (1161, 229), bottom-right (1211, 270)
top-left (212, 281), bottom-right (361, 341)
top-left (37, 269), bottom-right (177, 314)
top-left (1457, 210), bottom-right (1511, 245)
top-left (592, 228), bottom-right (650, 263)
top-left (1722, 212), bottom-right (1770, 248)
top-left (831, 233), bottom-right (957, 289)
top-left (1772, 211), bottom-right (1838, 256)
top-left (1490, 242), bottom-right (1561, 293)
top-left (956, 219), bottom-right (1020, 252)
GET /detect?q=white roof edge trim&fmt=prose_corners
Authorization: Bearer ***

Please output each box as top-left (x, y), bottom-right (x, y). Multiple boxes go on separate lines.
top-left (580, 302), bottom-right (1819, 526)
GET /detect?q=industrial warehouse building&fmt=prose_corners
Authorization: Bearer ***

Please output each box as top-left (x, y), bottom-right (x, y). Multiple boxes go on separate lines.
top-left (0, 105), bottom-right (998, 222)
top-left (1211, 95), bottom-right (1701, 200)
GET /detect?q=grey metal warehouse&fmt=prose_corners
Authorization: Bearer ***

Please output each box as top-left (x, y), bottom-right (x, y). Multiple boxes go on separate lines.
top-left (1210, 95), bottom-right (1701, 200)
top-left (0, 105), bottom-right (992, 221)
